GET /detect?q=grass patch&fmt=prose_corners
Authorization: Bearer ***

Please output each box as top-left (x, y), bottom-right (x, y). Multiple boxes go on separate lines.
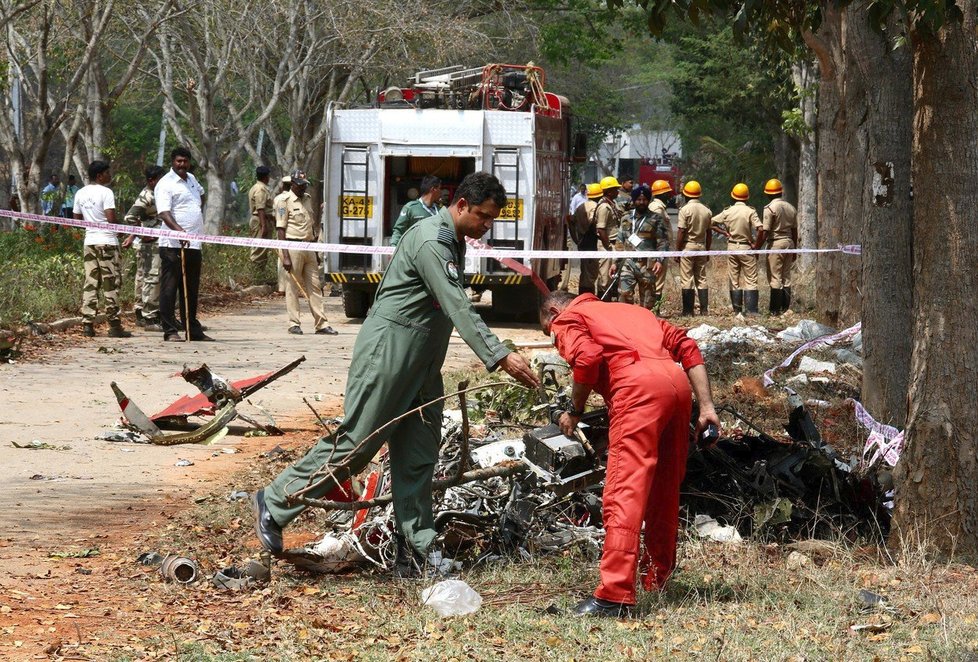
top-left (0, 223), bottom-right (277, 328)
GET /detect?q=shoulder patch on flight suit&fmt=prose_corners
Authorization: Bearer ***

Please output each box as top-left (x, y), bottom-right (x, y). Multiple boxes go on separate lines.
top-left (437, 226), bottom-right (456, 247)
top-left (445, 260), bottom-right (459, 281)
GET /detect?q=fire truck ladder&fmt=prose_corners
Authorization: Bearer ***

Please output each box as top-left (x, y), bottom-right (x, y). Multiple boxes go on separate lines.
top-left (339, 146), bottom-right (370, 270)
top-left (489, 148), bottom-right (521, 259)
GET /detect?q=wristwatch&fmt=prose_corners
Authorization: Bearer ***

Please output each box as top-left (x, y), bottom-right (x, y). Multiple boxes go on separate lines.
top-left (567, 407), bottom-right (585, 417)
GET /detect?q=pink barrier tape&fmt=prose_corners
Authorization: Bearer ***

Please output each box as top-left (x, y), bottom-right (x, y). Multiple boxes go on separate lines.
top-left (848, 399), bottom-right (904, 469)
top-left (762, 322), bottom-right (862, 387)
top-left (1, 209), bottom-right (861, 261)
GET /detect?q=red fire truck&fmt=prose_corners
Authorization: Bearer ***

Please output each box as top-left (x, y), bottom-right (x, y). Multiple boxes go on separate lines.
top-left (321, 64), bottom-right (578, 318)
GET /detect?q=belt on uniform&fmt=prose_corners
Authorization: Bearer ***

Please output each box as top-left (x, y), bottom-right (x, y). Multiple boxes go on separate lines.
top-left (606, 350), bottom-right (672, 372)
top-left (285, 237), bottom-right (313, 242)
top-left (728, 240), bottom-right (750, 245)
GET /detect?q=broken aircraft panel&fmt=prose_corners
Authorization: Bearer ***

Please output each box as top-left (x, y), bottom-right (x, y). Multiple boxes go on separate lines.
top-left (109, 356), bottom-right (306, 444)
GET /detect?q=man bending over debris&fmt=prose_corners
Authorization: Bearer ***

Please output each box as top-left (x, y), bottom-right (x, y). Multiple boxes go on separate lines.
top-left (540, 291), bottom-right (721, 617)
top-left (253, 172), bottom-right (540, 576)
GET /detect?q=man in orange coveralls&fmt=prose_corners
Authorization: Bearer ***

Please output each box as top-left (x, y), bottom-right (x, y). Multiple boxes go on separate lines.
top-left (539, 291), bottom-right (721, 617)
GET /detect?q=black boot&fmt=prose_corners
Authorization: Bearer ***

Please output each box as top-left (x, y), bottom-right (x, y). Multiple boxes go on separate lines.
top-left (784, 287), bottom-right (792, 312)
top-left (82, 322), bottom-right (95, 337)
top-left (768, 288), bottom-right (783, 315)
top-left (134, 308), bottom-right (145, 327)
top-left (681, 289), bottom-right (695, 316)
top-left (393, 534), bottom-right (427, 579)
top-left (730, 290), bottom-right (744, 314)
top-left (697, 288), bottom-right (709, 315)
top-left (572, 596), bottom-right (632, 618)
top-left (108, 319), bottom-right (132, 338)
top-left (744, 290), bottom-right (759, 315)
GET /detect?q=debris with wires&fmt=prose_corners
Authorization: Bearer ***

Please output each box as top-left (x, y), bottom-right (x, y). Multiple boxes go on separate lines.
top-left (276, 360), bottom-right (890, 575)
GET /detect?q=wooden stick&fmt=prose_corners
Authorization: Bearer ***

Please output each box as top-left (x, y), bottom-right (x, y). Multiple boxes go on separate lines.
top-left (180, 246), bottom-right (190, 342)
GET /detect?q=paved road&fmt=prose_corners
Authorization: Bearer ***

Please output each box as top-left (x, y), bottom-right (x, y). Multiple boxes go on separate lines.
top-left (0, 294), bottom-right (544, 555)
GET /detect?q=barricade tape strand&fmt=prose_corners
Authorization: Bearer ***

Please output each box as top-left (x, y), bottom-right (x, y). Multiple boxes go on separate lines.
top-left (1, 209), bottom-right (862, 260)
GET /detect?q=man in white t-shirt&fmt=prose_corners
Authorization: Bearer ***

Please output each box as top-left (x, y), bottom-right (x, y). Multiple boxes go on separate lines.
top-left (155, 146), bottom-right (213, 342)
top-left (73, 160), bottom-right (131, 338)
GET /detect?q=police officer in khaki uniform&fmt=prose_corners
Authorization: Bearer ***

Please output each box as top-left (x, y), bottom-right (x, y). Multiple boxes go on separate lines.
top-left (676, 180), bottom-right (713, 316)
top-left (271, 175), bottom-right (293, 293)
top-left (711, 183), bottom-right (764, 314)
top-left (594, 176), bottom-right (623, 294)
top-left (251, 172), bottom-right (540, 576)
top-left (276, 170), bottom-right (337, 335)
top-left (572, 183), bottom-right (603, 294)
top-left (123, 165), bottom-right (165, 330)
top-left (762, 178), bottom-right (798, 315)
top-left (647, 180), bottom-right (672, 311)
top-left (248, 166), bottom-right (274, 270)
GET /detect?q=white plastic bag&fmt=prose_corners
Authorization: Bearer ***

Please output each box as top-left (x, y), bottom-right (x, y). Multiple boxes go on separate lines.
top-left (420, 579), bottom-right (482, 617)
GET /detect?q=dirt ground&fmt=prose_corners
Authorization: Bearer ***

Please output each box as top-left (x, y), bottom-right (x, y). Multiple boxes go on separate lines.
top-left (0, 292), bottom-right (546, 659)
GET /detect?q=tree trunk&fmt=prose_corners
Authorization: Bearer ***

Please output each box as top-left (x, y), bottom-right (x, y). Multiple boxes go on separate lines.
top-left (203, 168), bottom-right (227, 235)
top-left (852, 10), bottom-right (913, 428)
top-left (837, 7), bottom-right (868, 327)
top-left (805, 6), bottom-right (845, 326)
top-left (893, 2), bottom-right (978, 560)
top-left (793, 60), bottom-right (818, 271)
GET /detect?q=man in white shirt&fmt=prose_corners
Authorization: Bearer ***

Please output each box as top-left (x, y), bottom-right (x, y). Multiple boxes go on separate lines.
top-left (568, 183), bottom-right (587, 214)
top-left (155, 146), bottom-right (213, 342)
top-left (73, 161), bottom-right (131, 338)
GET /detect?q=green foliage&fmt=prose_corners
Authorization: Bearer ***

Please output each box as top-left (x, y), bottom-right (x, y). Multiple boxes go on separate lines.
top-left (529, 3), bottom-right (676, 160)
top-left (0, 224), bottom-right (130, 327)
top-left (664, 22), bottom-right (793, 210)
top-left (105, 102), bottom-right (166, 206)
top-left (0, 223), bottom-right (273, 328)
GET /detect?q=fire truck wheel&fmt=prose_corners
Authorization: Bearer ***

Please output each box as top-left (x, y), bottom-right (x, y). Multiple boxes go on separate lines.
top-left (342, 286), bottom-right (373, 319)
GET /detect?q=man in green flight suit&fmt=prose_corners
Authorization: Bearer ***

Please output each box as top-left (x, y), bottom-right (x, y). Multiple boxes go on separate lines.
top-left (252, 172), bottom-right (540, 575)
top-left (390, 174), bottom-right (441, 246)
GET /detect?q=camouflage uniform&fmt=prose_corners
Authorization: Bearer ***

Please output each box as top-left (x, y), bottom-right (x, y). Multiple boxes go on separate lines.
top-left (125, 187), bottom-right (161, 320)
top-left (617, 209), bottom-right (658, 309)
top-left (648, 198), bottom-right (671, 302)
top-left (81, 246), bottom-right (122, 323)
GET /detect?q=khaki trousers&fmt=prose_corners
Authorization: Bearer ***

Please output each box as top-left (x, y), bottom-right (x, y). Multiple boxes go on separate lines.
top-left (249, 216), bottom-right (273, 266)
top-left (727, 242), bottom-right (758, 290)
top-left (767, 238), bottom-right (795, 288)
top-left (596, 241), bottom-right (617, 293)
top-left (654, 259), bottom-right (667, 298)
top-left (679, 242), bottom-right (709, 289)
top-left (284, 247), bottom-right (328, 331)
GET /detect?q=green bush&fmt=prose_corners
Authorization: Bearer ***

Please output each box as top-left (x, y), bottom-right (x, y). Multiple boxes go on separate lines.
top-left (0, 223), bottom-right (277, 327)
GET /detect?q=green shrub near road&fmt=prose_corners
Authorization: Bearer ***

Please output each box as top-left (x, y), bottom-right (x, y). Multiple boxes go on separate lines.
top-left (0, 223), bottom-right (273, 329)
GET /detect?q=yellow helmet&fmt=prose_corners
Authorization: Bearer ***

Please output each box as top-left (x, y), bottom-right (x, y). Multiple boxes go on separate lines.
top-left (651, 179), bottom-right (673, 196)
top-left (599, 175), bottom-right (621, 191)
top-left (682, 180), bottom-right (701, 198)
top-left (763, 178), bottom-right (783, 195)
top-left (586, 183), bottom-right (603, 199)
top-left (731, 183), bottom-right (750, 201)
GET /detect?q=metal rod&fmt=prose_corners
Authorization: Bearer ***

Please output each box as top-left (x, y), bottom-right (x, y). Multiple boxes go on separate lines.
top-left (285, 381), bottom-right (521, 501)
top-left (295, 461), bottom-right (528, 511)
